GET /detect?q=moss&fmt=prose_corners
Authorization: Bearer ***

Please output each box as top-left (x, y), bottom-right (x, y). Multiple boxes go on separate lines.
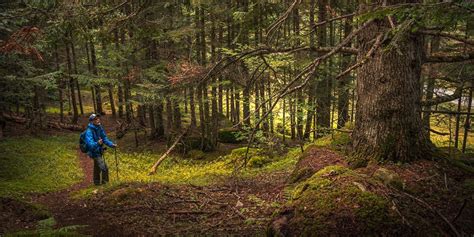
top-left (248, 155), bottom-right (271, 168)
top-left (288, 167), bottom-right (314, 184)
top-left (276, 165), bottom-right (399, 236)
top-left (314, 165), bottom-right (350, 177)
top-left (313, 132), bottom-right (351, 150)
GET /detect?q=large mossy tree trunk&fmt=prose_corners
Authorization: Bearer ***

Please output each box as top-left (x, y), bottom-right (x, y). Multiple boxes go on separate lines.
top-left (352, 1), bottom-right (431, 162)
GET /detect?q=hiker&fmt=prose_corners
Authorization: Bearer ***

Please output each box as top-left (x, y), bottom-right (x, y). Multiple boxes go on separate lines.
top-left (84, 114), bottom-right (117, 185)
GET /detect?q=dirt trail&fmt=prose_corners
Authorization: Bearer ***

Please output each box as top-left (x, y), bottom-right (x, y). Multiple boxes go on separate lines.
top-left (27, 149), bottom-right (291, 236)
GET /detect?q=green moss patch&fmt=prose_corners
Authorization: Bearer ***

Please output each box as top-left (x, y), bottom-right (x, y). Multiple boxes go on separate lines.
top-left (271, 165), bottom-right (402, 236)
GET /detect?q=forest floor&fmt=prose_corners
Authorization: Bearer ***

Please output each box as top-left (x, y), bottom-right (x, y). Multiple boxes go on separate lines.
top-left (1, 116), bottom-right (474, 236)
top-left (32, 151), bottom-right (291, 236)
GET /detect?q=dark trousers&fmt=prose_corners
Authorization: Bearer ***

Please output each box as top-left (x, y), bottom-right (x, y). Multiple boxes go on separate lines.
top-left (93, 155), bottom-right (109, 185)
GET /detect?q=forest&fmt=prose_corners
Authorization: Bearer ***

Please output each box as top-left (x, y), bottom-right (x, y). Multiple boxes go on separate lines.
top-left (0, 0), bottom-right (473, 236)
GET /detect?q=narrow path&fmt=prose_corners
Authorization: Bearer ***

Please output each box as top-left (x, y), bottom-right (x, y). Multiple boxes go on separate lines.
top-left (29, 149), bottom-right (290, 236)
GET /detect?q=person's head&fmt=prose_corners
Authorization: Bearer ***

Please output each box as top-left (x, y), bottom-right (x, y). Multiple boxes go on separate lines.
top-left (89, 113), bottom-right (101, 125)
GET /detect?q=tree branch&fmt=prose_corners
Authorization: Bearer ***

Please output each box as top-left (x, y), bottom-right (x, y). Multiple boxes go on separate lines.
top-left (421, 84), bottom-right (464, 106)
top-left (425, 52), bottom-right (474, 63)
top-left (419, 30), bottom-right (474, 46)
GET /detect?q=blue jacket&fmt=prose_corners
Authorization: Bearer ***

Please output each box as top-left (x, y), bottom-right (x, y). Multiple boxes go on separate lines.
top-left (84, 123), bottom-right (115, 158)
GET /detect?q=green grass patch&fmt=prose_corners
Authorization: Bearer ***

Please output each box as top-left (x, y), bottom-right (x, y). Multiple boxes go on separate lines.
top-left (0, 135), bottom-right (83, 198)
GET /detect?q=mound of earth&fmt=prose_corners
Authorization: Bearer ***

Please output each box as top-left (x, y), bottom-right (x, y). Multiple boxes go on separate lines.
top-left (269, 158), bottom-right (474, 236)
top-left (289, 146), bottom-right (347, 184)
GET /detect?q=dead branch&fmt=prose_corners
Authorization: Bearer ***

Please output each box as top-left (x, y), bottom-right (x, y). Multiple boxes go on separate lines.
top-left (148, 126), bottom-right (190, 175)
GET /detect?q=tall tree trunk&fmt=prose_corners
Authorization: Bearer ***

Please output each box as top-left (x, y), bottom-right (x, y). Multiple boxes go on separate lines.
top-left (70, 32), bottom-right (84, 115)
top-left (189, 87), bottom-right (197, 127)
top-left (422, 37), bottom-right (439, 138)
top-left (156, 102), bottom-right (165, 137)
top-left (316, 0), bottom-right (331, 129)
top-left (149, 104), bottom-right (157, 138)
top-left (254, 81), bottom-right (260, 130)
top-left (260, 78), bottom-right (269, 132)
top-left (85, 42), bottom-right (97, 113)
top-left (114, 30), bottom-right (124, 118)
top-left (304, 0), bottom-right (316, 139)
top-left (65, 42), bottom-right (78, 124)
top-left (235, 88), bottom-right (241, 126)
top-left (352, 1), bottom-right (430, 162)
top-left (89, 40), bottom-right (103, 115)
top-left (54, 45), bottom-right (64, 122)
top-left (166, 97), bottom-right (173, 132)
top-left (337, 15), bottom-right (353, 129)
top-left (173, 97), bottom-right (181, 130)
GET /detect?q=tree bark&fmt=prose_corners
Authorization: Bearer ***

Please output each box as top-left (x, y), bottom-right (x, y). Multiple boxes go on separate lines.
top-left (352, 1), bottom-right (431, 162)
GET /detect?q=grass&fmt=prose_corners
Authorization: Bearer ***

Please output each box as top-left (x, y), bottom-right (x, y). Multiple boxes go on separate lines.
top-left (0, 134), bottom-right (83, 198)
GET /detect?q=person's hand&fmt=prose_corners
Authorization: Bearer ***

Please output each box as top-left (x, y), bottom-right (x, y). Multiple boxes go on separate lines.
top-left (98, 138), bottom-right (103, 145)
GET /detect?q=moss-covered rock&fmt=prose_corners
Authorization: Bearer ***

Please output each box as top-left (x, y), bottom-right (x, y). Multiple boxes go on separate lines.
top-left (217, 128), bottom-right (241, 144)
top-left (269, 165), bottom-right (403, 236)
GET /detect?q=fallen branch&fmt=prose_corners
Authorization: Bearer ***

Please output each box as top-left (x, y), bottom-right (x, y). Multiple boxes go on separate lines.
top-left (47, 121), bottom-right (83, 131)
top-left (148, 126), bottom-right (190, 175)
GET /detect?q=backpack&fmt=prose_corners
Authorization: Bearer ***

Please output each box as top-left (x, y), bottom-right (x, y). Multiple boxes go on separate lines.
top-left (79, 128), bottom-right (90, 153)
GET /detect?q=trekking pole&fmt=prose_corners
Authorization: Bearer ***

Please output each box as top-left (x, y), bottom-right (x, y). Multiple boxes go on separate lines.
top-left (115, 147), bottom-right (119, 181)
